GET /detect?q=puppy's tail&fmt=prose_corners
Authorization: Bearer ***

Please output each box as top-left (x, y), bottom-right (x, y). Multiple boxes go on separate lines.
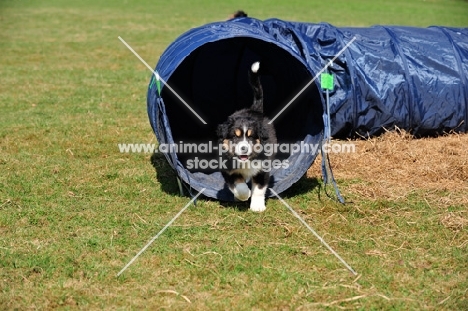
top-left (249, 61), bottom-right (263, 113)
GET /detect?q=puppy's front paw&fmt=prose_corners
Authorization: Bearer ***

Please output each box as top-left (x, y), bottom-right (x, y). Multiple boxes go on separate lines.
top-left (233, 183), bottom-right (251, 201)
top-left (250, 195), bottom-right (266, 212)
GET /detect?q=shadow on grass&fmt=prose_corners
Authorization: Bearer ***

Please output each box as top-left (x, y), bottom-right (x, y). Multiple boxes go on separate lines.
top-left (287, 175), bottom-right (354, 206)
top-left (149, 152), bottom-right (180, 196)
top-left (277, 175), bottom-right (321, 199)
top-left (217, 200), bottom-right (250, 212)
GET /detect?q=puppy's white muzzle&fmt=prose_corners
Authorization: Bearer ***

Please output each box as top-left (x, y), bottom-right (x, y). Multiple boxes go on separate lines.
top-left (235, 141), bottom-right (252, 161)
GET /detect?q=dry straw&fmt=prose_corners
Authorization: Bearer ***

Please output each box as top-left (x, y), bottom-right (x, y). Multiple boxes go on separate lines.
top-left (309, 130), bottom-right (468, 205)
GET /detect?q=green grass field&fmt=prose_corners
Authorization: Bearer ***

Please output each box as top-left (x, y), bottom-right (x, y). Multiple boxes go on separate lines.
top-left (1, 0), bottom-right (467, 309)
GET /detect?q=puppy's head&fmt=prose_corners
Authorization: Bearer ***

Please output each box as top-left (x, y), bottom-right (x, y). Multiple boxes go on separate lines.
top-left (217, 115), bottom-right (264, 163)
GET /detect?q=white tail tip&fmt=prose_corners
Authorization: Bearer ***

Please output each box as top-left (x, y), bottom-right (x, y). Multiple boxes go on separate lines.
top-left (251, 62), bottom-right (260, 73)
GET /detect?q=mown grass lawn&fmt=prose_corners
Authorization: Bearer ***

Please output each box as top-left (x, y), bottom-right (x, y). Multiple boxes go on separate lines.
top-left (1, 0), bottom-right (467, 309)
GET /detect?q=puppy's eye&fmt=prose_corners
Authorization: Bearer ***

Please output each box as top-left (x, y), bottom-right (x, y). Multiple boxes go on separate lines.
top-left (235, 129), bottom-right (242, 137)
top-left (247, 129), bottom-right (252, 137)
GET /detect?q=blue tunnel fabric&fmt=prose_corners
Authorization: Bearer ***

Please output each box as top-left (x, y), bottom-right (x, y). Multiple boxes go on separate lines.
top-left (147, 18), bottom-right (468, 200)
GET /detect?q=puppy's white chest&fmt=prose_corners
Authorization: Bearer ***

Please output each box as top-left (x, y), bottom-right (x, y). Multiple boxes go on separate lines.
top-left (231, 165), bottom-right (261, 181)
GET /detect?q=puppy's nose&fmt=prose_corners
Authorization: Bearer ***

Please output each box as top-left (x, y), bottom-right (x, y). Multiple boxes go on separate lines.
top-left (236, 141), bottom-right (251, 155)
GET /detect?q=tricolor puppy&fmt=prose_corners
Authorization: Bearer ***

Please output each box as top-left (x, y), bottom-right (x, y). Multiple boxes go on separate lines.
top-left (216, 62), bottom-right (277, 212)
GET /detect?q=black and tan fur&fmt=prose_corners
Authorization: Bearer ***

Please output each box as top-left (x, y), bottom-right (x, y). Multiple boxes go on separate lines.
top-left (216, 62), bottom-right (277, 212)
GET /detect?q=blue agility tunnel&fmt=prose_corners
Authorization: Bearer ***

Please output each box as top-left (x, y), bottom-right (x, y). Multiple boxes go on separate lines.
top-left (147, 18), bottom-right (468, 200)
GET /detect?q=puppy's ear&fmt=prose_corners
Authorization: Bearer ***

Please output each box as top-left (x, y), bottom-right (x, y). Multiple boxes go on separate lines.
top-left (255, 121), bottom-right (270, 142)
top-left (216, 123), bottom-right (229, 139)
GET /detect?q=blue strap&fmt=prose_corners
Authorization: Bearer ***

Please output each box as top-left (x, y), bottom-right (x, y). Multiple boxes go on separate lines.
top-left (321, 140), bottom-right (345, 203)
top-left (321, 74), bottom-right (345, 204)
